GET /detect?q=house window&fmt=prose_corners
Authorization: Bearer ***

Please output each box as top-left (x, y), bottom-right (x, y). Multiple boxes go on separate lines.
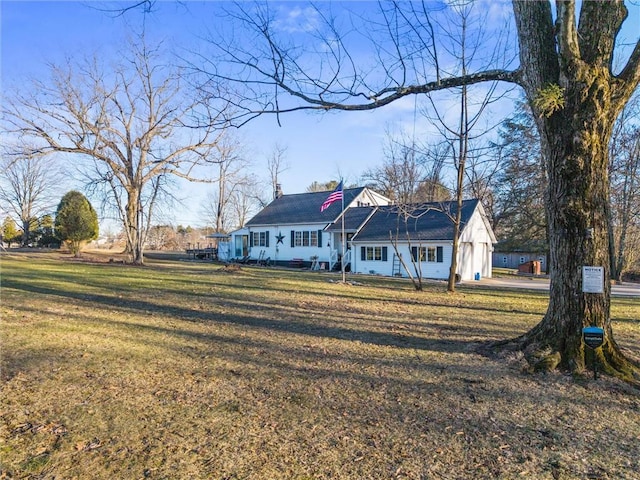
top-left (412, 246), bottom-right (443, 262)
top-left (291, 230), bottom-right (320, 247)
top-left (251, 231), bottom-right (269, 247)
top-left (361, 246), bottom-right (388, 262)
top-left (411, 247), bottom-right (426, 262)
top-left (431, 246), bottom-right (444, 262)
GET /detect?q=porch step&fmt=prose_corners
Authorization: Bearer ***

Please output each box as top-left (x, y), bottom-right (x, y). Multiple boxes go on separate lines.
top-left (332, 262), bottom-right (351, 272)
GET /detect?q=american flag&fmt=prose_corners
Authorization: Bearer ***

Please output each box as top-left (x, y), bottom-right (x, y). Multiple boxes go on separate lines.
top-left (320, 181), bottom-right (343, 212)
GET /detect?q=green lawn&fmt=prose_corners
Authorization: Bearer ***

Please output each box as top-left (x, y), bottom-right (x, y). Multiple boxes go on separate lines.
top-left (1, 252), bottom-right (639, 479)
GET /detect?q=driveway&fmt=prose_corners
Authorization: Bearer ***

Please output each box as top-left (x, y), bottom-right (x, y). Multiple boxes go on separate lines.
top-left (463, 276), bottom-right (640, 298)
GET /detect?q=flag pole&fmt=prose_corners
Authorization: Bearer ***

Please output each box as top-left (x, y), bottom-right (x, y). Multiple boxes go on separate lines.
top-left (341, 179), bottom-right (346, 283)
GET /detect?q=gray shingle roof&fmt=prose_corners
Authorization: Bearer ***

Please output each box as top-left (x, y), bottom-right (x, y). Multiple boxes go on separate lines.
top-left (352, 200), bottom-right (480, 242)
top-left (246, 187), bottom-right (366, 226)
top-left (325, 206), bottom-right (376, 232)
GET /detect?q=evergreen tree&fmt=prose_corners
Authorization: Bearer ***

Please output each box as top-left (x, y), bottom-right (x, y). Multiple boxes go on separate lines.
top-left (2, 217), bottom-right (20, 248)
top-left (55, 191), bottom-right (99, 257)
top-left (36, 214), bottom-right (59, 248)
top-left (493, 101), bottom-right (548, 254)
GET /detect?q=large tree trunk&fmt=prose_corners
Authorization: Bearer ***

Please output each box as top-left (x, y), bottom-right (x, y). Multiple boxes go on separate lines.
top-left (517, 98), bottom-right (622, 374)
top-left (124, 188), bottom-right (145, 265)
top-left (21, 219), bottom-right (31, 247)
top-left (505, 1), bottom-right (639, 381)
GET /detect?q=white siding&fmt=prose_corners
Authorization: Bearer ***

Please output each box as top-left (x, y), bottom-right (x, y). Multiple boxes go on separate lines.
top-left (352, 242), bottom-right (453, 280)
top-left (352, 242), bottom-right (393, 276)
top-left (458, 208), bottom-right (494, 280)
top-left (247, 224), bottom-right (331, 264)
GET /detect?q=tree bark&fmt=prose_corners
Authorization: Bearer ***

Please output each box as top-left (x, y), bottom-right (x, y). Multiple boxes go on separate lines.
top-left (124, 187), bottom-right (144, 265)
top-left (503, 1), bottom-right (640, 380)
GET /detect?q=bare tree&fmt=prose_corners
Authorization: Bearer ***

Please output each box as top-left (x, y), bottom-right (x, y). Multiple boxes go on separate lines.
top-left (609, 94), bottom-right (640, 282)
top-left (362, 128), bottom-right (431, 205)
top-left (266, 142), bottom-right (289, 200)
top-left (464, 147), bottom-right (501, 226)
top-left (200, 134), bottom-right (254, 233)
top-left (3, 38), bottom-right (228, 264)
top-left (363, 131), bottom-right (453, 291)
top-left (146, 224), bottom-right (179, 250)
top-left (228, 179), bottom-right (263, 229)
top-left (306, 180), bottom-right (339, 193)
top-left (421, 143), bottom-right (452, 203)
top-left (193, 1), bottom-right (640, 379)
top-left (0, 148), bottom-right (63, 246)
top-left (420, 0), bottom-right (509, 292)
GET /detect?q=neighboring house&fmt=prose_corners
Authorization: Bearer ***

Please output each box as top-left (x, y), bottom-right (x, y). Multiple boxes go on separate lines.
top-left (348, 200), bottom-right (496, 281)
top-left (230, 187), bottom-right (391, 268)
top-left (230, 189), bottom-right (496, 281)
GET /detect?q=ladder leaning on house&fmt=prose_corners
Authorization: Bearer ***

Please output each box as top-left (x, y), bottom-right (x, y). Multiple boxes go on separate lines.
top-left (392, 253), bottom-right (402, 277)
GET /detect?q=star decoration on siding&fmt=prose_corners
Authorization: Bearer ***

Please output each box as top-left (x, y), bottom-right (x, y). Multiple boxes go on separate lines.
top-left (276, 233), bottom-right (285, 244)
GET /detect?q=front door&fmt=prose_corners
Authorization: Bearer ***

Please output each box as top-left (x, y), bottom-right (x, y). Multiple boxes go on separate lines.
top-left (235, 235), bottom-right (249, 257)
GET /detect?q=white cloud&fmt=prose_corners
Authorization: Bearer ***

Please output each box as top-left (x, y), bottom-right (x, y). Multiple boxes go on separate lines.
top-left (273, 5), bottom-right (321, 34)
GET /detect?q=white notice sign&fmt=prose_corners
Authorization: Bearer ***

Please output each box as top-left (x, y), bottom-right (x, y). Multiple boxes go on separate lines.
top-left (582, 266), bottom-right (604, 294)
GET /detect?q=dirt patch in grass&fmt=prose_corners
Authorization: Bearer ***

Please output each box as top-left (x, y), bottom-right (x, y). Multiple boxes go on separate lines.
top-left (1, 253), bottom-right (639, 479)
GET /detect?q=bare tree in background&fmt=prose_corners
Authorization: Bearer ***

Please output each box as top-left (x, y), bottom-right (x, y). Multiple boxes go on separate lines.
top-left (0, 148), bottom-right (63, 246)
top-left (306, 180), bottom-right (340, 193)
top-left (421, 0), bottom-right (510, 292)
top-left (3, 38), bottom-right (228, 264)
top-left (464, 148), bottom-right (501, 227)
top-left (228, 179), bottom-right (263, 229)
top-left (200, 134), bottom-right (254, 233)
top-left (609, 94), bottom-right (640, 282)
top-left (266, 142), bottom-right (289, 200)
top-left (362, 129), bottom-right (430, 204)
top-left (421, 143), bottom-right (451, 203)
top-left (192, 1), bottom-right (640, 380)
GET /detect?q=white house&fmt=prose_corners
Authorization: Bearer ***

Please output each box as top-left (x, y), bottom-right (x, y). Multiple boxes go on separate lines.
top-left (229, 189), bottom-right (495, 281)
top-left (349, 200), bottom-right (496, 281)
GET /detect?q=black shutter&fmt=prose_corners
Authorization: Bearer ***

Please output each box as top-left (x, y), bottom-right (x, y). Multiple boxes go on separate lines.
top-left (361, 246), bottom-right (366, 261)
top-left (265, 231), bottom-right (270, 247)
top-left (382, 247), bottom-right (388, 262)
top-left (290, 231), bottom-right (295, 248)
top-left (437, 246), bottom-right (443, 263)
top-left (317, 230), bottom-right (322, 247)
top-left (249, 232), bottom-right (254, 247)
top-left (411, 246), bottom-right (417, 262)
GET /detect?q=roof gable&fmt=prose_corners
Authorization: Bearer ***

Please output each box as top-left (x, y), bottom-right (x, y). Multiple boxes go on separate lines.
top-left (352, 200), bottom-right (481, 242)
top-left (325, 206), bottom-right (376, 232)
top-left (246, 187), bottom-right (366, 226)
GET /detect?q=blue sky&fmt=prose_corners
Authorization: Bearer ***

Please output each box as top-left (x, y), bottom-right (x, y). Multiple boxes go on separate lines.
top-left (2, 1), bottom-right (638, 228)
top-left (3, 1), bottom-right (433, 227)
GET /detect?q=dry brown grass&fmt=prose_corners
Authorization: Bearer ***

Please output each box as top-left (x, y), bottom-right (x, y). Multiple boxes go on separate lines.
top-left (1, 251), bottom-right (639, 479)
